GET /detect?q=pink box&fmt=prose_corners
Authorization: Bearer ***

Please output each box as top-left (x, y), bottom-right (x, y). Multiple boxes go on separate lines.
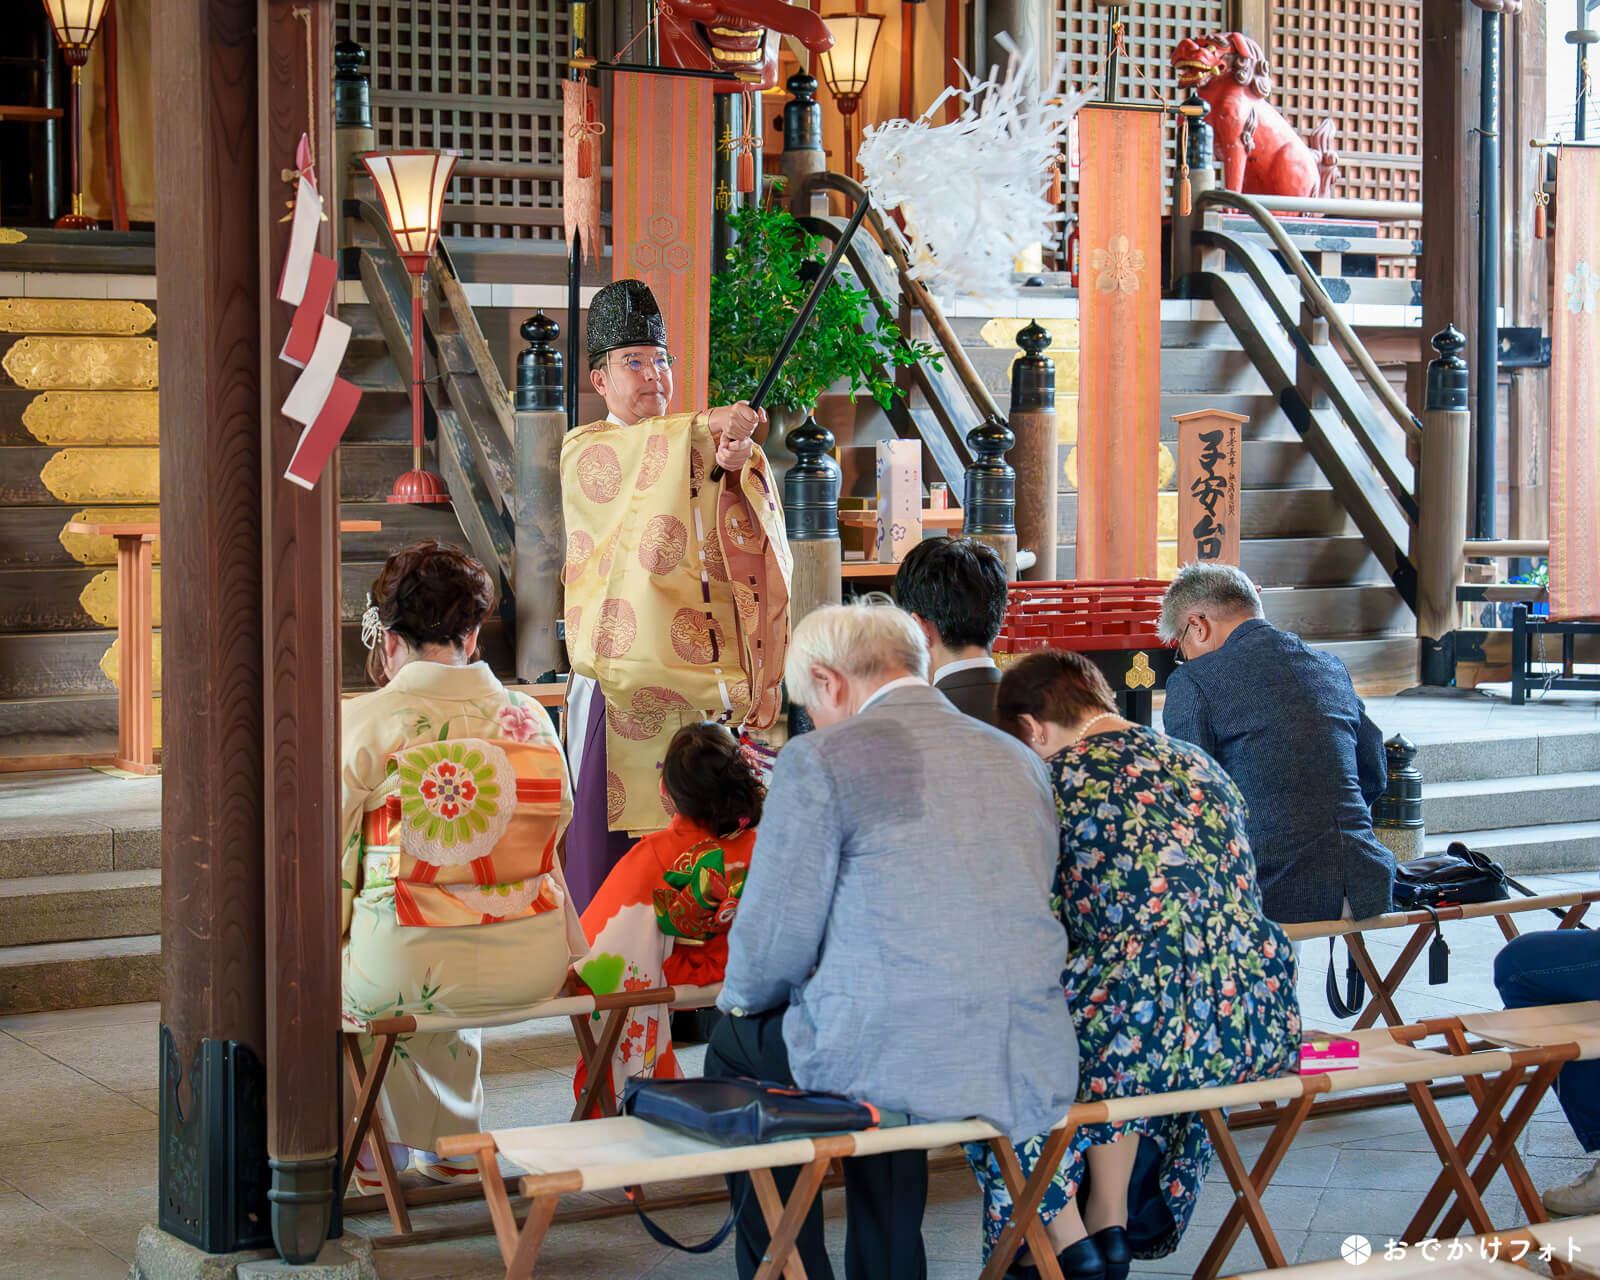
top-left (875, 440), bottom-right (922, 563)
top-left (1299, 1035), bottom-right (1360, 1073)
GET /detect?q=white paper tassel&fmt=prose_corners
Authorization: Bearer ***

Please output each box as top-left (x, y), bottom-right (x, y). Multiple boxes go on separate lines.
top-left (857, 35), bottom-right (1091, 302)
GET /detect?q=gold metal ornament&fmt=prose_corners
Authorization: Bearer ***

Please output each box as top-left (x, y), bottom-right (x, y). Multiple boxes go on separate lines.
top-left (79, 567), bottom-right (163, 628)
top-left (22, 390), bottom-right (159, 445)
top-left (100, 635), bottom-right (163, 692)
top-left (59, 507), bottom-right (162, 565)
top-left (0, 229), bottom-right (25, 244)
top-left (2, 336), bottom-right (159, 389)
top-left (1125, 652), bottom-right (1156, 690)
top-left (0, 299), bottom-right (156, 335)
top-left (40, 447), bottom-right (160, 503)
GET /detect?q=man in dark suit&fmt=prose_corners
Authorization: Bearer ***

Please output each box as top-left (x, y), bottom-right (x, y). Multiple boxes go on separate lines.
top-left (1158, 563), bottom-right (1393, 925)
top-left (892, 537), bottom-right (1008, 725)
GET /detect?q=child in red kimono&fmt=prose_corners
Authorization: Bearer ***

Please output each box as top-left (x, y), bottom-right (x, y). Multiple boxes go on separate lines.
top-left (573, 722), bottom-right (764, 1111)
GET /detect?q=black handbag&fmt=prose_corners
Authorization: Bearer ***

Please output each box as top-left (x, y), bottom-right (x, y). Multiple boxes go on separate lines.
top-left (1392, 842), bottom-right (1510, 910)
top-left (618, 1076), bottom-right (879, 1256)
top-left (622, 1075), bottom-right (878, 1147)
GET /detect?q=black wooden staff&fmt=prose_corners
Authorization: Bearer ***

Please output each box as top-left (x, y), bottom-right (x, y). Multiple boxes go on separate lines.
top-left (710, 195), bottom-right (873, 480)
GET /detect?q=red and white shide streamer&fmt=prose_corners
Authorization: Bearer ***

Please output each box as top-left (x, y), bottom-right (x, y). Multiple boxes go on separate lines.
top-left (276, 136), bottom-right (362, 490)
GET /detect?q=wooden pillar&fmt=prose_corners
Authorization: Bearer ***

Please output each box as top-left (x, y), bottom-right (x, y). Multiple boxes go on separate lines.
top-left (153, 0), bottom-right (271, 1254)
top-left (1417, 327), bottom-right (1472, 687)
top-left (259, 0), bottom-right (341, 1262)
top-left (1008, 322), bottom-right (1057, 581)
top-left (781, 73), bottom-right (828, 219)
top-left (1506, 0), bottom-right (1549, 541)
top-left (514, 314), bottom-right (567, 680)
top-left (1421, 2), bottom-right (1484, 512)
top-left (1232, 0), bottom-right (1270, 49)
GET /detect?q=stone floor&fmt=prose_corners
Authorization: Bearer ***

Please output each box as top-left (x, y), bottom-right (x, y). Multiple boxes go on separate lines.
top-left (1, 868), bottom-right (1596, 1280)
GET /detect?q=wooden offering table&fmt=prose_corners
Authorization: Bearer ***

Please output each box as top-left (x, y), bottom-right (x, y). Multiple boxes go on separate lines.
top-left (836, 507), bottom-right (964, 563)
top-left (65, 518), bottom-right (382, 775)
top-left (993, 579), bottom-right (1177, 726)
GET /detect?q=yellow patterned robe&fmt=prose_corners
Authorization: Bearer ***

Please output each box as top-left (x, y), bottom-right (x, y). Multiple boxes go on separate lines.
top-left (562, 411), bottom-right (791, 834)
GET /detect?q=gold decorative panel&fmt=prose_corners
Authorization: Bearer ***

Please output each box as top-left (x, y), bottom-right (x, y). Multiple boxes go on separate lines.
top-left (80, 568), bottom-right (163, 628)
top-left (2, 336), bottom-right (159, 389)
top-left (23, 391), bottom-right (160, 446)
top-left (59, 507), bottom-right (163, 565)
top-left (0, 229), bottom-right (25, 244)
top-left (0, 299), bottom-right (156, 335)
top-left (100, 635), bottom-right (163, 693)
top-left (40, 448), bottom-right (160, 503)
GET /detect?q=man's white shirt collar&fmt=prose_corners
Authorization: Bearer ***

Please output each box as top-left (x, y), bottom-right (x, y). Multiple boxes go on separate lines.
top-left (858, 675), bottom-right (928, 713)
top-left (932, 655), bottom-right (997, 686)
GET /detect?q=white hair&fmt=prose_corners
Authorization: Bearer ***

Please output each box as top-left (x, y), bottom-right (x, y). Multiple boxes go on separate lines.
top-left (784, 602), bottom-right (929, 708)
top-left (1157, 563), bottom-right (1263, 643)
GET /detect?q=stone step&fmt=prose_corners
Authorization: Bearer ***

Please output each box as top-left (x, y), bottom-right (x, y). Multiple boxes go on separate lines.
top-left (1423, 771), bottom-right (1600, 835)
top-left (1060, 487), bottom-right (1357, 539)
top-left (1422, 822), bottom-right (1600, 876)
top-left (1412, 730), bottom-right (1600, 785)
top-left (0, 868), bottom-right (160, 945)
top-left (0, 933), bottom-right (160, 1015)
top-left (0, 815), bottom-right (159, 877)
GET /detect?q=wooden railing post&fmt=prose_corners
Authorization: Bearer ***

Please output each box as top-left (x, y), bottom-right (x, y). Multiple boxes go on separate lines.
top-left (783, 413), bottom-right (843, 620)
top-left (963, 415), bottom-right (1019, 579)
top-left (514, 313), bottom-right (567, 681)
top-left (1295, 298), bottom-right (1330, 410)
top-left (332, 41), bottom-right (372, 257)
top-left (1417, 325), bottom-right (1471, 687)
top-left (1171, 93), bottom-right (1214, 287)
top-left (1008, 322), bottom-right (1057, 581)
top-left (1372, 734), bottom-right (1425, 864)
top-left (782, 73), bottom-right (828, 219)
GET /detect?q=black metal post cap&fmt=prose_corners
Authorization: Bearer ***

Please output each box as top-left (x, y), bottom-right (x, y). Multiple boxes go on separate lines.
top-left (516, 311), bottom-right (564, 412)
top-left (1425, 325), bottom-right (1470, 412)
top-left (787, 72), bottom-right (819, 99)
top-left (334, 41), bottom-right (367, 74)
top-left (522, 312), bottom-right (560, 347)
top-left (1017, 321), bottom-right (1051, 358)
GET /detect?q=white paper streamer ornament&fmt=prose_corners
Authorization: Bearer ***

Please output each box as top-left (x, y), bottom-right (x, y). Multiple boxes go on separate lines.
top-left (857, 35), bottom-right (1091, 302)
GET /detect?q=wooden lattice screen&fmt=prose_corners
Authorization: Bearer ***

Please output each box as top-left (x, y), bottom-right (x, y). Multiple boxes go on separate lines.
top-left (335, 0), bottom-right (572, 239)
top-left (1054, 1), bottom-right (1229, 200)
top-left (1270, 1), bottom-right (1422, 275)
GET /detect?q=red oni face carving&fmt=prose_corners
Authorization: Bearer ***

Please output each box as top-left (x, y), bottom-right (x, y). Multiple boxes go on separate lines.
top-left (658, 0), bottom-right (833, 93)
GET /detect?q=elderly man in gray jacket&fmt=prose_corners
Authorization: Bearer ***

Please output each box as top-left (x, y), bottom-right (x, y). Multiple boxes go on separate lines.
top-left (710, 602), bottom-right (1077, 1280)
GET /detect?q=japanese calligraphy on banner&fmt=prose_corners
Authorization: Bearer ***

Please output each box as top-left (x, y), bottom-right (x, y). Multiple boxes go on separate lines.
top-left (1175, 409), bottom-right (1245, 568)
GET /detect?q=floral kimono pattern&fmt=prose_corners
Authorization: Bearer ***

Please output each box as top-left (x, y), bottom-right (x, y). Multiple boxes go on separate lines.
top-left (571, 814), bottom-right (757, 1112)
top-left (340, 662), bottom-right (586, 1153)
top-left (968, 726), bottom-right (1301, 1260)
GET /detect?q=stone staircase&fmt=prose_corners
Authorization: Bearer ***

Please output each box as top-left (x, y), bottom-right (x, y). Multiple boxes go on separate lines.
top-left (1419, 728), bottom-right (1600, 874)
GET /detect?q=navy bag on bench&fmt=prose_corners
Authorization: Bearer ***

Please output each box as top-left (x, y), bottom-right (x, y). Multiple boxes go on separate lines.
top-left (622, 1075), bottom-right (878, 1147)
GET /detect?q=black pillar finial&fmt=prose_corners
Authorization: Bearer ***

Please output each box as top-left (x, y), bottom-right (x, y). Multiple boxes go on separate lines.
top-left (963, 414), bottom-right (1017, 537)
top-left (784, 73), bottom-right (823, 154)
top-left (333, 41), bottom-right (371, 131)
top-left (1183, 92), bottom-right (1213, 172)
top-left (1372, 734), bottom-right (1423, 829)
top-left (1426, 325), bottom-right (1469, 413)
top-left (1011, 322), bottom-right (1054, 414)
top-left (784, 413), bottom-right (839, 542)
top-left (516, 312), bottom-right (564, 412)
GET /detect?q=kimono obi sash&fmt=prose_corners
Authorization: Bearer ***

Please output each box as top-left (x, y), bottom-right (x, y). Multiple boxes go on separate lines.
top-left (654, 839), bottom-right (748, 944)
top-left (361, 738), bottom-right (566, 928)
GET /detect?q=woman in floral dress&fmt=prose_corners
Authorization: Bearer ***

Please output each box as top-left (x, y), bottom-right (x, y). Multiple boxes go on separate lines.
top-left (970, 649), bottom-right (1301, 1280)
top-left (342, 541), bottom-right (586, 1191)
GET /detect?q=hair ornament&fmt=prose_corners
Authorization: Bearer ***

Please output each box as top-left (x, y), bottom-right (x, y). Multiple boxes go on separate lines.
top-left (360, 592), bottom-right (383, 651)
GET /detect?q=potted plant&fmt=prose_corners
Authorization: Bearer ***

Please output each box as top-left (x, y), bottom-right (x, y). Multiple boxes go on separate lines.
top-left (707, 200), bottom-right (940, 470)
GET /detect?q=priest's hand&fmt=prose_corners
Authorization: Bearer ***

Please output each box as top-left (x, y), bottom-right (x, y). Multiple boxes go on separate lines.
top-left (708, 401), bottom-right (764, 446)
top-left (716, 433), bottom-right (755, 473)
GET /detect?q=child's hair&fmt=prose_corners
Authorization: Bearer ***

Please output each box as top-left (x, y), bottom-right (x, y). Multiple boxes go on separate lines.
top-left (661, 722), bottom-right (765, 837)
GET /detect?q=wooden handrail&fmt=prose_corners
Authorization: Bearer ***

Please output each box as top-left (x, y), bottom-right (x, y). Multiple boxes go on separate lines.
top-left (1197, 187), bottom-right (1421, 449)
top-left (453, 160), bottom-right (613, 182)
top-left (797, 170), bottom-right (1005, 427)
top-left (1239, 195), bottom-right (1422, 222)
top-left (1464, 539), bottom-right (1551, 558)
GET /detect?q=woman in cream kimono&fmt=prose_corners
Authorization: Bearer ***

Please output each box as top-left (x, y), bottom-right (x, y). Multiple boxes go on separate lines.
top-left (342, 541), bottom-right (586, 1189)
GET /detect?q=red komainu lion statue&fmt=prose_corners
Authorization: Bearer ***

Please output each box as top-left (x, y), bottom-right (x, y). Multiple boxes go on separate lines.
top-left (1171, 33), bottom-right (1340, 199)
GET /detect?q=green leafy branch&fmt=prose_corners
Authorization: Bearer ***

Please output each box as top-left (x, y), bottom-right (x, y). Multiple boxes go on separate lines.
top-left (708, 202), bottom-right (941, 414)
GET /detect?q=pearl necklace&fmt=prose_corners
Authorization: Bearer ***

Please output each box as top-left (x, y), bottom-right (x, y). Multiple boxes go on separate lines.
top-left (1071, 712), bottom-right (1123, 745)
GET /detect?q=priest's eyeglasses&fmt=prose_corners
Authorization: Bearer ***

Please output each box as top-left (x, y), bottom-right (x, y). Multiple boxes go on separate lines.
top-left (612, 352), bottom-right (677, 376)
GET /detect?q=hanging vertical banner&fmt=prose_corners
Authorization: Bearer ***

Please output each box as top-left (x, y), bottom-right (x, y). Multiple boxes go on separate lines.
top-left (612, 72), bottom-right (713, 416)
top-left (1175, 409), bottom-right (1246, 570)
top-left (563, 77), bottom-right (604, 265)
top-left (1076, 103), bottom-right (1162, 580)
top-left (1550, 144), bottom-right (1600, 620)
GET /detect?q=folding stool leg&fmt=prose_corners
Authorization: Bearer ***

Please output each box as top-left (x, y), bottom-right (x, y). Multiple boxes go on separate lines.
top-left (1559, 903), bottom-right (1591, 929)
top-left (341, 1032), bottom-right (397, 1185)
top-left (341, 1032), bottom-right (412, 1235)
top-left (1403, 1069), bottom-right (1520, 1240)
top-left (1192, 1102), bottom-right (1301, 1280)
top-left (989, 1138), bottom-right (1068, 1280)
top-left (501, 1195), bottom-right (559, 1280)
top-left (750, 1167), bottom-right (811, 1280)
top-left (751, 1156), bottom-right (833, 1280)
top-left (1349, 929), bottom-right (1419, 1030)
top-left (1496, 914), bottom-right (1521, 943)
top-left (571, 1007), bottom-right (629, 1122)
top-left (978, 1125), bottom-right (1080, 1280)
top-left (1437, 1061), bottom-right (1562, 1239)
